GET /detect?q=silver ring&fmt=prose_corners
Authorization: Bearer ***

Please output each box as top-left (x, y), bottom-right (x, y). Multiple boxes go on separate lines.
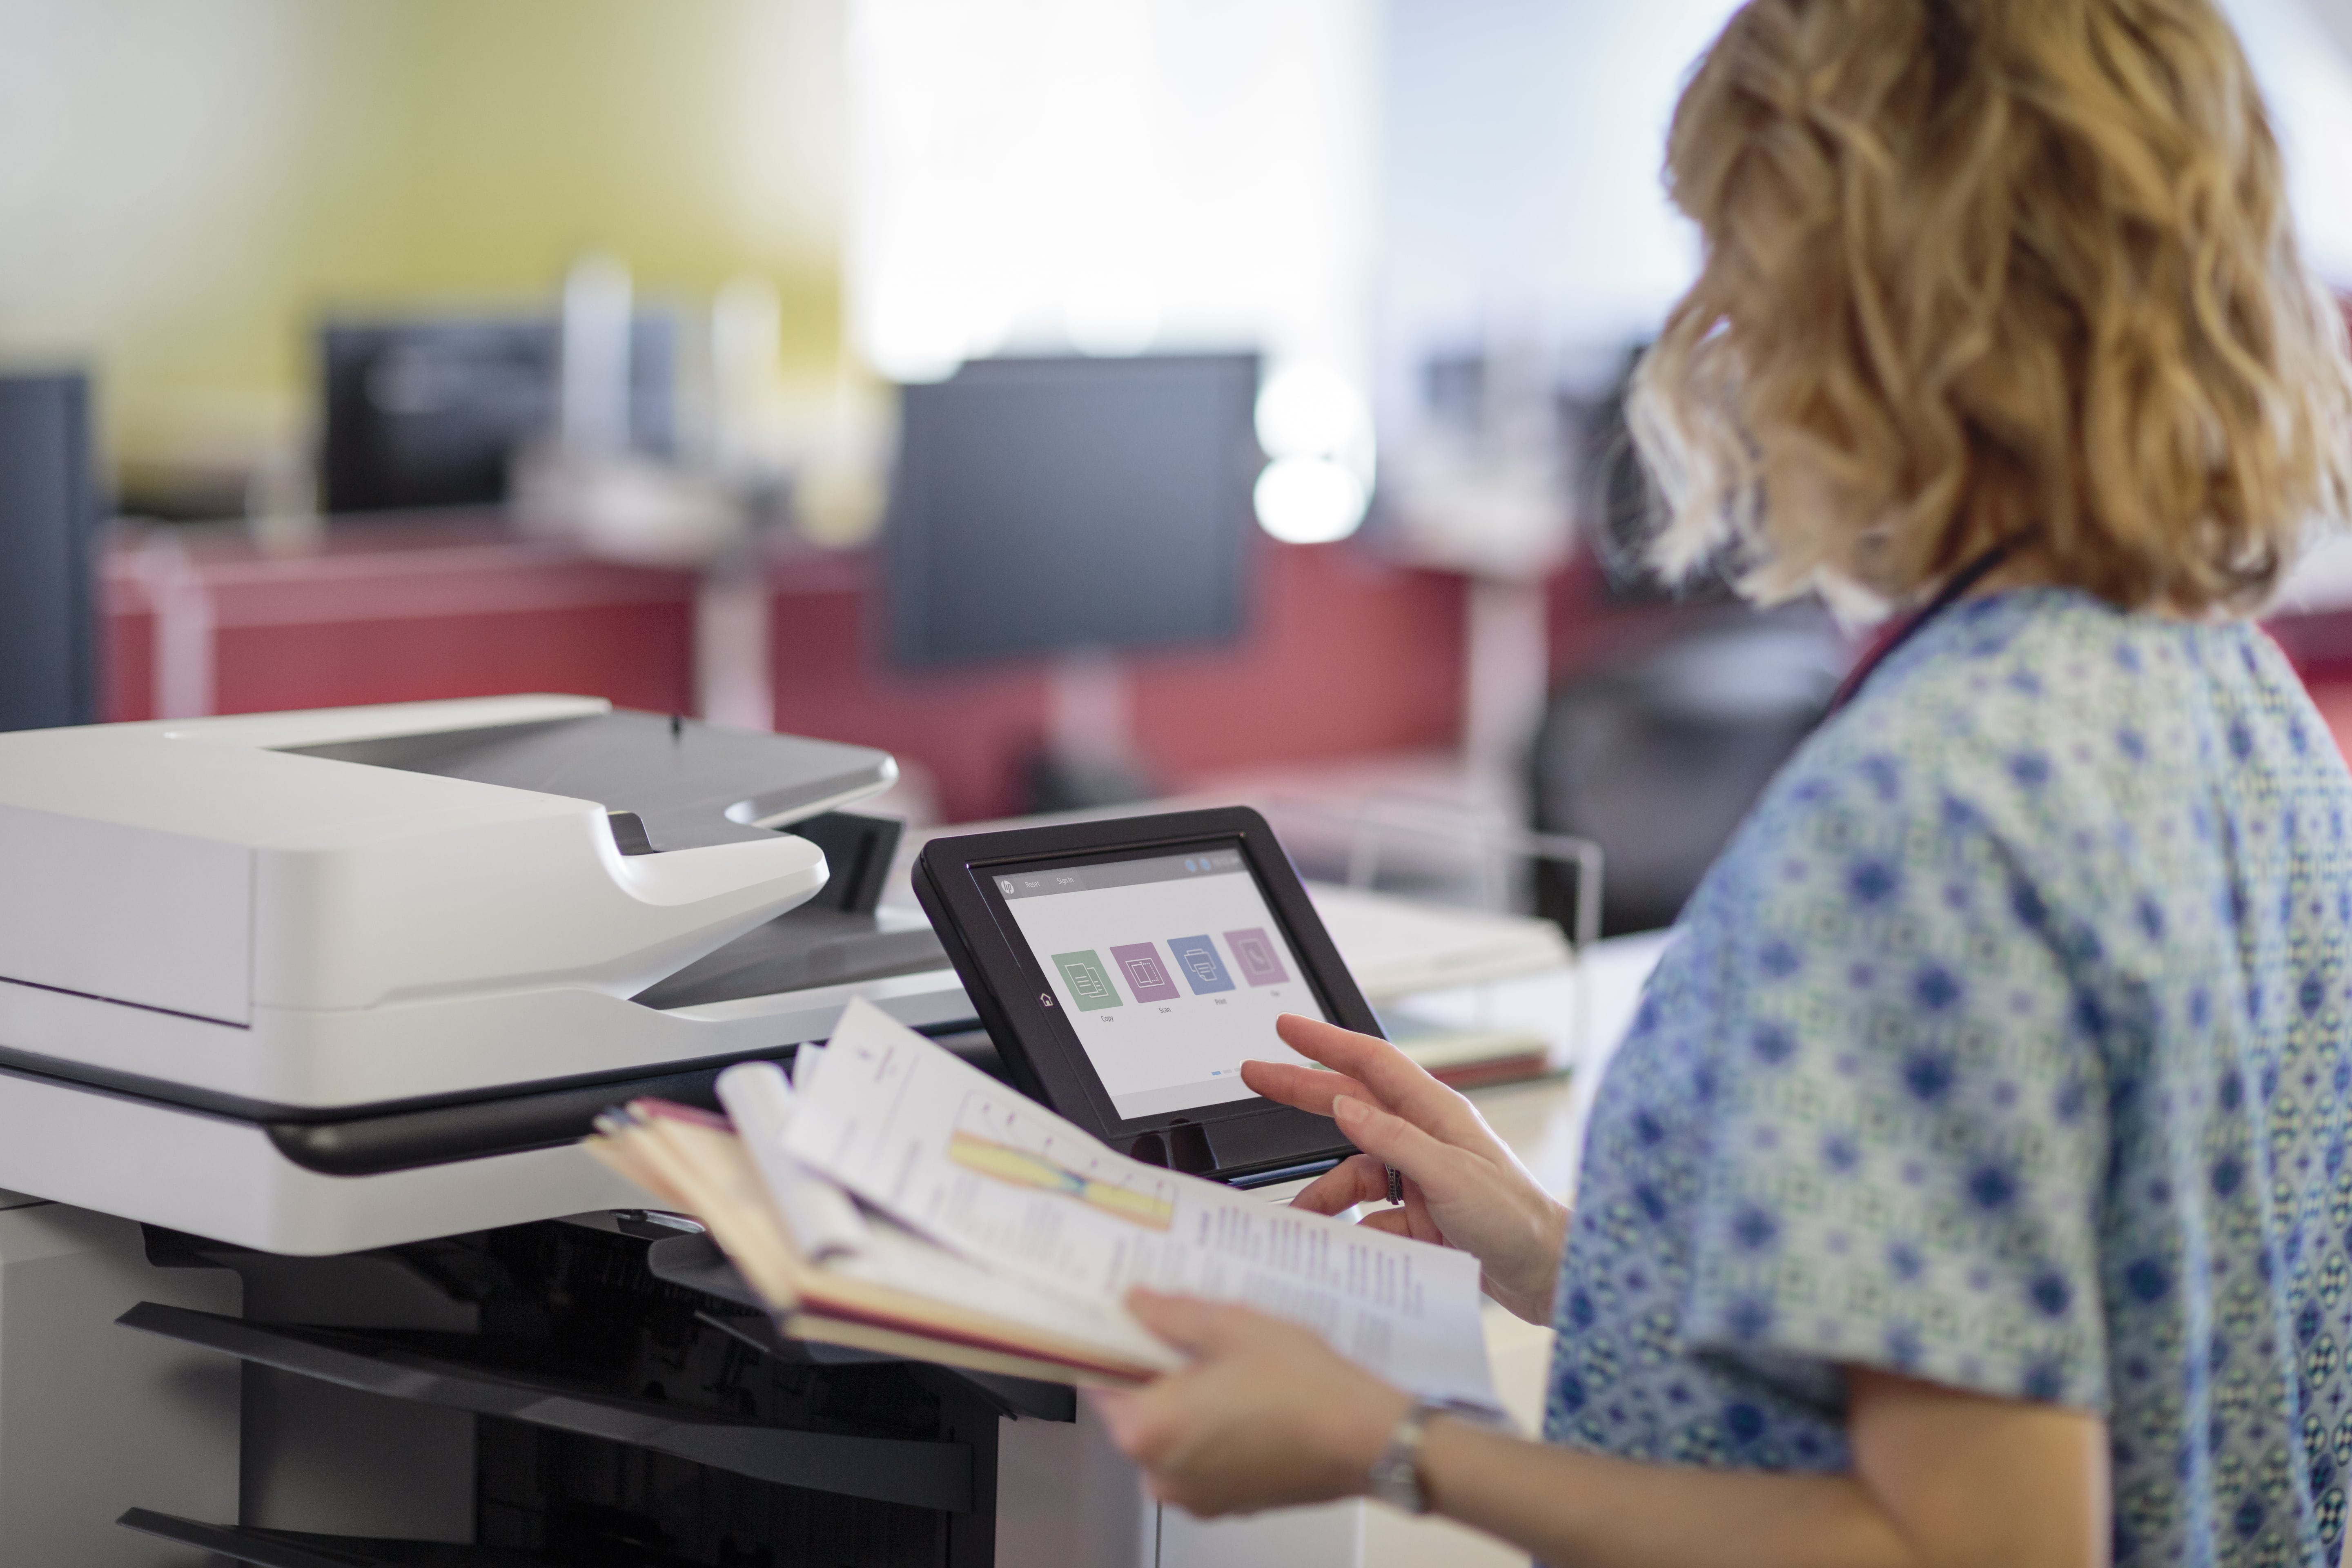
top-left (1385, 1165), bottom-right (1403, 1205)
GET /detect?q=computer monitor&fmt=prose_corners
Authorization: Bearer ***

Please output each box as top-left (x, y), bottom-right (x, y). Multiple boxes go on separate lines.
top-left (0, 373), bottom-right (96, 733)
top-left (319, 316), bottom-right (675, 514)
top-left (882, 353), bottom-right (1262, 667)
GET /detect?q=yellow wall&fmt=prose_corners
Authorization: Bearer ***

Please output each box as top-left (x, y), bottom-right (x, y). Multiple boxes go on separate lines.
top-left (0, 0), bottom-right (844, 503)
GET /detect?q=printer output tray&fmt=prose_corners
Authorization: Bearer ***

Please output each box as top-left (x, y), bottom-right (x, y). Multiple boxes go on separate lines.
top-left (0, 1020), bottom-right (998, 1258)
top-left (0, 913), bottom-right (977, 1256)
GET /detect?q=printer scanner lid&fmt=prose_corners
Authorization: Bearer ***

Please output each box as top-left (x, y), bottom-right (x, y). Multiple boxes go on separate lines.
top-left (0, 697), bottom-right (896, 1026)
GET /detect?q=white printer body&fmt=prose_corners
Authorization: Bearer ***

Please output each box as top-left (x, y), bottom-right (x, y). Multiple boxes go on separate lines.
top-left (0, 696), bottom-right (1371, 1568)
top-left (0, 695), bottom-right (974, 1254)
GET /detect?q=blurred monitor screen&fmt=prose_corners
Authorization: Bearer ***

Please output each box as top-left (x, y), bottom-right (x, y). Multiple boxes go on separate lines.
top-left (0, 373), bottom-right (94, 732)
top-left (319, 316), bottom-right (674, 514)
top-left (884, 353), bottom-right (1261, 667)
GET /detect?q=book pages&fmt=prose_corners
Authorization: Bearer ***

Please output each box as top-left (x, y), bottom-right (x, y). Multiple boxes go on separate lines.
top-left (783, 998), bottom-right (1499, 1412)
top-left (715, 1061), bottom-right (869, 1261)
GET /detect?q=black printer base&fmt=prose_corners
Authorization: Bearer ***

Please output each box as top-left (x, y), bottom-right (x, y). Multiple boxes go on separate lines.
top-left (127, 1216), bottom-right (1048, 1568)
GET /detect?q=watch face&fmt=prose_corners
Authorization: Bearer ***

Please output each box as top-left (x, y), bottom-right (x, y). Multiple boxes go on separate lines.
top-left (1367, 1458), bottom-right (1425, 1515)
top-left (1367, 1403), bottom-right (1434, 1514)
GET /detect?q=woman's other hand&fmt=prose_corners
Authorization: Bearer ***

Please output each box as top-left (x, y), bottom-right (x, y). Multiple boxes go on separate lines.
top-left (1098, 1286), bottom-right (2112, 1564)
top-left (1090, 1288), bottom-right (1411, 1517)
top-left (1241, 1015), bottom-right (1570, 1323)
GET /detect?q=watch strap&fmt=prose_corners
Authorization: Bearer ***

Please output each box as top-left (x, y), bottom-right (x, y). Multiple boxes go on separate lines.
top-left (1365, 1399), bottom-right (1439, 1514)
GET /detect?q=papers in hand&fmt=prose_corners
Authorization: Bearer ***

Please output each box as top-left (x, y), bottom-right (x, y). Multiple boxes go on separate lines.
top-left (590, 997), bottom-right (1498, 1412)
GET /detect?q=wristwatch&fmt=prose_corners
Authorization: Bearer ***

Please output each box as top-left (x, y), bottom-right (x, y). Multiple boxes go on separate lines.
top-left (1365, 1399), bottom-right (1441, 1514)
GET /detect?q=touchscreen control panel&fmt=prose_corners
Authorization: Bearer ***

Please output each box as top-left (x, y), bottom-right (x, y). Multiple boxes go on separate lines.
top-left (913, 805), bottom-right (1370, 1181)
top-left (994, 844), bottom-right (1324, 1119)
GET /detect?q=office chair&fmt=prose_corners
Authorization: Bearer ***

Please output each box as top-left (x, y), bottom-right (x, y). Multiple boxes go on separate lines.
top-left (1530, 611), bottom-right (1845, 935)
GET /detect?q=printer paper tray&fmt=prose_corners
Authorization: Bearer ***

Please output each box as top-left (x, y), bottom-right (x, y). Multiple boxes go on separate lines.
top-left (120, 1510), bottom-right (540, 1568)
top-left (117, 1303), bottom-right (974, 1512)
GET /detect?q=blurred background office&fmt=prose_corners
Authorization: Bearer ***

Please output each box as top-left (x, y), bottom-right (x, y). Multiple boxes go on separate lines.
top-left (11, 0), bottom-right (2352, 938)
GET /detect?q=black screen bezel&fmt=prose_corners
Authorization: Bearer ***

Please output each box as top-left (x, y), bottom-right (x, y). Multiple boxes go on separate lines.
top-left (912, 806), bottom-right (1374, 1181)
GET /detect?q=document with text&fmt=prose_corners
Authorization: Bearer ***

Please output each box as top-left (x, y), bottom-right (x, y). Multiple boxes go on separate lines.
top-left (778, 998), bottom-right (1498, 1410)
top-left (590, 996), bottom-right (1497, 1408)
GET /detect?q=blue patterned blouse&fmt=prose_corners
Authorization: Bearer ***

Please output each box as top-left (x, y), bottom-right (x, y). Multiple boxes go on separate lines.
top-left (1544, 588), bottom-right (2352, 1566)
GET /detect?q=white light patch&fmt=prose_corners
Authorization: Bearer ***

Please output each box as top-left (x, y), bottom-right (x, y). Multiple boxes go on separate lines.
top-left (1254, 456), bottom-right (1368, 543)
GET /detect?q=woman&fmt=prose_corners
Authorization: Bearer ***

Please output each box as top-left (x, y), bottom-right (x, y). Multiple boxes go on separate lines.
top-left (1094, 1), bottom-right (2352, 1563)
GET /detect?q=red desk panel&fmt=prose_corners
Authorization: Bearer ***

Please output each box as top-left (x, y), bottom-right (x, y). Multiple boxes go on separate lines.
top-left (101, 515), bottom-right (1467, 823)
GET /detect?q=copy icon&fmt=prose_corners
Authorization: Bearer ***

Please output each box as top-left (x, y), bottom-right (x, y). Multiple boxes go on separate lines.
top-left (1111, 942), bottom-right (1179, 1002)
top-left (1223, 927), bottom-right (1290, 987)
top-left (1052, 950), bottom-right (1123, 1011)
top-left (1166, 934), bottom-right (1234, 994)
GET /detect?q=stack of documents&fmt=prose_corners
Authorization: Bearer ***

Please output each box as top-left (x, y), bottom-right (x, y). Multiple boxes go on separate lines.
top-left (1376, 1011), bottom-right (1555, 1089)
top-left (1306, 883), bottom-right (1572, 1001)
top-left (590, 998), bottom-right (1498, 1412)
top-left (1305, 884), bottom-right (1573, 1087)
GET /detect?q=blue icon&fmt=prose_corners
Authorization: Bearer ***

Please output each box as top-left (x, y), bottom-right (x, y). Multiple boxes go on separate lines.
top-left (1167, 934), bottom-right (1234, 994)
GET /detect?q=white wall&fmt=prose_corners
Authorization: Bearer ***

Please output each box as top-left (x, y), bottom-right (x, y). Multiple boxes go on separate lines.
top-left (1370, 0), bottom-right (2352, 419)
top-left (844, 0), bottom-right (1375, 386)
top-left (2221, 0), bottom-right (2352, 284)
top-left (1373, 0), bottom-right (1741, 403)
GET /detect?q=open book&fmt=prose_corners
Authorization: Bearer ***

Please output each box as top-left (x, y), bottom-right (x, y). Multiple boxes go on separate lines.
top-left (588, 997), bottom-right (1499, 1412)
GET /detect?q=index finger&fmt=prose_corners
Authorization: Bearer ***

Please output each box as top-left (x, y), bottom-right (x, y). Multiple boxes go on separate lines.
top-left (1273, 1015), bottom-right (1492, 1143)
top-left (1239, 1057), bottom-right (1371, 1116)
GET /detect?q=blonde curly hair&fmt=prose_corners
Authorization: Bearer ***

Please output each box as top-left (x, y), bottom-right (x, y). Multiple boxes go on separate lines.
top-left (1633, 0), bottom-right (2352, 615)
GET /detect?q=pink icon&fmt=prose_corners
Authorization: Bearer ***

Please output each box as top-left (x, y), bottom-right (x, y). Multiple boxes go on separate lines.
top-left (1223, 927), bottom-right (1289, 987)
top-left (1110, 942), bottom-right (1180, 1002)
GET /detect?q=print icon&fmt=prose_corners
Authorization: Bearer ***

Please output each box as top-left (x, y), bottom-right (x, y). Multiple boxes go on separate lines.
top-left (1224, 927), bottom-right (1290, 987)
top-left (1166, 934), bottom-right (1234, 994)
top-left (1051, 950), bottom-right (1123, 1011)
top-left (1111, 942), bottom-right (1180, 1002)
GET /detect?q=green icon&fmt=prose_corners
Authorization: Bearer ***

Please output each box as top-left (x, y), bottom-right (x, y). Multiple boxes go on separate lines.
top-left (1053, 950), bottom-right (1122, 1011)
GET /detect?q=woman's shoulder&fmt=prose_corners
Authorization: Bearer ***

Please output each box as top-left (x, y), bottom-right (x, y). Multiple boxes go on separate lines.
top-left (1689, 588), bottom-right (2347, 974)
top-left (1788, 588), bottom-right (2328, 826)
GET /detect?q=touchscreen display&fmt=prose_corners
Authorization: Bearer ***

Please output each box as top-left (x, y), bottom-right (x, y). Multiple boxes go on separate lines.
top-left (994, 843), bottom-right (1325, 1120)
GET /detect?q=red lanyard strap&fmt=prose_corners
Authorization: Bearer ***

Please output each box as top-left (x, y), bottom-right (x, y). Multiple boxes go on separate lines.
top-left (1823, 544), bottom-right (2018, 719)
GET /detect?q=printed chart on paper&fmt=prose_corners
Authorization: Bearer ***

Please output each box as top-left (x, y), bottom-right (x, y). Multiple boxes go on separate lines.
top-left (947, 1091), bottom-right (1178, 1231)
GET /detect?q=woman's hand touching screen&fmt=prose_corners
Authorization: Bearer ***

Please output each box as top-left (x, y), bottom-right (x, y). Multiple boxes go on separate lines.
top-left (1241, 1015), bottom-right (1571, 1324)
